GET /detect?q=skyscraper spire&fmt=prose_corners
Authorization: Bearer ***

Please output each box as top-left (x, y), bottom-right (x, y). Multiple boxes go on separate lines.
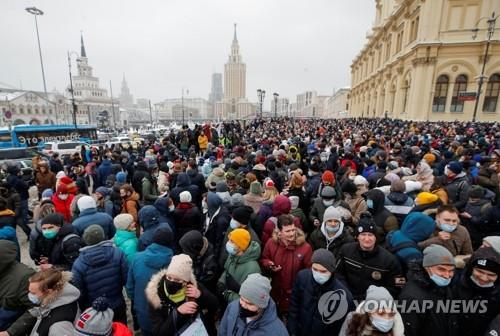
top-left (233, 23), bottom-right (238, 43)
top-left (80, 32), bottom-right (87, 58)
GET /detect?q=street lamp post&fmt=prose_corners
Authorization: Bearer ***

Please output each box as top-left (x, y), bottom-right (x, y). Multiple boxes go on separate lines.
top-left (471, 12), bottom-right (499, 122)
top-left (67, 51), bottom-right (78, 129)
top-left (257, 89), bottom-right (265, 119)
top-left (273, 93), bottom-right (279, 119)
top-left (26, 7), bottom-right (56, 123)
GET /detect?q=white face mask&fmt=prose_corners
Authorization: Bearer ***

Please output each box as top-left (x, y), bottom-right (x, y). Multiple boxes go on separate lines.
top-left (58, 194), bottom-right (69, 200)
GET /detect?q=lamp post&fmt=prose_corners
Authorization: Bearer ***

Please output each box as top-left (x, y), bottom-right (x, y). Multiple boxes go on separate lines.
top-left (257, 89), bottom-right (265, 118)
top-left (26, 7), bottom-right (56, 124)
top-left (26, 7), bottom-right (48, 101)
top-left (273, 92), bottom-right (279, 119)
top-left (67, 51), bottom-right (78, 129)
top-left (471, 12), bottom-right (499, 122)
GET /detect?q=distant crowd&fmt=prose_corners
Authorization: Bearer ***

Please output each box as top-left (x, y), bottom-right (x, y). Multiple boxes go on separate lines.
top-left (0, 117), bottom-right (499, 336)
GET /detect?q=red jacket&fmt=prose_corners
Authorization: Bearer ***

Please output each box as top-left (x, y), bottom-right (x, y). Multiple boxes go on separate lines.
top-left (260, 228), bottom-right (312, 313)
top-left (51, 194), bottom-right (75, 223)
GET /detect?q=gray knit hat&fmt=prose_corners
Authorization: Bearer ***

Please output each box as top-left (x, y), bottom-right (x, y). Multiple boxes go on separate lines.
top-left (74, 297), bottom-right (113, 336)
top-left (113, 213), bottom-right (134, 231)
top-left (483, 236), bottom-right (500, 254)
top-left (239, 273), bottom-right (271, 309)
top-left (422, 244), bottom-right (456, 267)
top-left (83, 225), bottom-right (106, 246)
top-left (249, 181), bottom-right (263, 196)
top-left (311, 248), bottom-right (336, 273)
top-left (320, 186), bottom-right (336, 199)
top-left (323, 206), bottom-right (343, 223)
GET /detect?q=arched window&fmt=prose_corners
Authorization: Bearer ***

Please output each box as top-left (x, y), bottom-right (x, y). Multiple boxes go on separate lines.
top-left (450, 75), bottom-right (468, 112)
top-left (483, 74), bottom-right (500, 112)
top-left (432, 75), bottom-right (449, 112)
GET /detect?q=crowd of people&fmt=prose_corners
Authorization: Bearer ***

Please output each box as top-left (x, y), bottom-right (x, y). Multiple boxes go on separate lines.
top-left (0, 117), bottom-right (499, 336)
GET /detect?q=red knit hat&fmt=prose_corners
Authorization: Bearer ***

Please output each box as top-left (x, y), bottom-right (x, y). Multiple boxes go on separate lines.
top-left (322, 170), bottom-right (335, 185)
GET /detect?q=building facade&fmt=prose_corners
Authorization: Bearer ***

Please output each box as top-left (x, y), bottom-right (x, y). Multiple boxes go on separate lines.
top-left (295, 91), bottom-right (327, 118)
top-left (348, 0), bottom-right (499, 121)
top-left (0, 89), bottom-right (68, 126)
top-left (215, 24), bottom-right (256, 120)
top-left (324, 88), bottom-right (350, 119)
top-left (69, 35), bottom-right (118, 126)
top-left (209, 73), bottom-right (223, 104)
top-left (155, 97), bottom-right (212, 123)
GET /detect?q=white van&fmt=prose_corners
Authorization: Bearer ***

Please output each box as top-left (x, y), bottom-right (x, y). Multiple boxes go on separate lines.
top-left (42, 141), bottom-right (89, 156)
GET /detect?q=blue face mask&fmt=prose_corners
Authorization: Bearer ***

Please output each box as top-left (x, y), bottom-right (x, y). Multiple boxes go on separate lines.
top-left (28, 292), bottom-right (41, 305)
top-left (370, 315), bottom-right (394, 333)
top-left (42, 229), bottom-right (58, 240)
top-left (367, 199), bottom-right (374, 209)
top-left (430, 273), bottom-right (451, 287)
top-left (325, 225), bottom-right (340, 234)
top-left (439, 223), bottom-right (456, 233)
top-left (312, 270), bottom-right (331, 285)
top-left (226, 242), bottom-right (238, 256)
top-left (230, 219), bottom-right (239, 230)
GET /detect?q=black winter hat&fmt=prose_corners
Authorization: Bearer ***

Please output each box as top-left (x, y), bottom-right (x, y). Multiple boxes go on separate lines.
top-left (341, 180), bottom-right (358, 195)
top-left (153, 227), bottom-right (173, 247)
top-left (311, 248), bottom-right (336, 273)
top-left (232, 206), bottom-right (254, 226)
top-left (356, 212), bottom-right (377, 235)
top-left (179, 230), bottom-right (207, 256)
top-left (41, 213), bottom-right (64, 227)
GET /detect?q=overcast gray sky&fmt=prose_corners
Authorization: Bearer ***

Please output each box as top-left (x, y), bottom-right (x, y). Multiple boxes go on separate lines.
top-left (1, 0), bottom-right (374, 106)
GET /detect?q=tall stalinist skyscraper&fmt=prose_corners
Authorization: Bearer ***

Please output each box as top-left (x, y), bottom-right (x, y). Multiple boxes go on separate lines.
top-left (224, 24), bottom-right (246, 100)
top-left (215, 24), bottom-right (255, 120)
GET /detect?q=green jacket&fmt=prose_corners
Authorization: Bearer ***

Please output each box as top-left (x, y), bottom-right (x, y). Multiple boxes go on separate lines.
top-left (218, 241), bottom-right (261, 302)
top-left (142, 177), bottom-right (159, 205)
top-left (0, 241), bottom-right (36, 336)
top-left (114, 229), bottom-right (138, 264)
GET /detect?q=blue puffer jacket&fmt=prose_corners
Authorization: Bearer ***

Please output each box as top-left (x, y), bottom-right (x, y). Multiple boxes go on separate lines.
top-left (386, 212), bottom-right (436, 266)
top-left (153, 197), bottom-right (175, 230)
top-left (72, 208), bottom-right (116, 239)
top-left (97, 159), bottom-right (113, 187)
top-left (0, 226), bottom-right (20, 261)
top-left (71, 241), bottom-right (128, 310)
top-left (218, 298), bottom-right (288, 336)
top-left (137, 206), bottom-right (172, 252)
top-left (126, 243), bottom-right (173, 334)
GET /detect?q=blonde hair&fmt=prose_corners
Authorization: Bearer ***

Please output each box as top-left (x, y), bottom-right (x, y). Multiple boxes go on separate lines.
top-left (262, 186), bottom-right (279, 202)
top-left (30, 269), bottom-right (67, 294)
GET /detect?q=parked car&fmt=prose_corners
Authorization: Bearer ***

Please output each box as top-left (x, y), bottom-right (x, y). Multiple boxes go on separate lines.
top-left (105, 136), bottom-right (132, 148)
top-left (0, 148), bottom-right (49, 184)
top-left (42, 141), bottom-right (89, 156)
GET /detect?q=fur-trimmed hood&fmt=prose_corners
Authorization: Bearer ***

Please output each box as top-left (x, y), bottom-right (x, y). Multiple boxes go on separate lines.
top-left (145, 268), bottom-right (197, 310)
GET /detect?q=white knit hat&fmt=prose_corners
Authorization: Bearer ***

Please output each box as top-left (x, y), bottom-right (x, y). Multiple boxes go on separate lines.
top-left (166, 254), bottom-right (195, 283)
top-left (56, 171), bottom-right (66, 179)
top-left (77, 196), bottom-right (96, 212)
top-left (113, 214), bottom-right (134, 230)
top-left (353, 175), bottom-right (368, 186)
top-left (179, 191), bottom-right (192, 203)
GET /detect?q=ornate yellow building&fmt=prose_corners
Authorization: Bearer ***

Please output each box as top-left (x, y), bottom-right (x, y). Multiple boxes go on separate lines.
top-left (348, 0), bottom-right (499, 121)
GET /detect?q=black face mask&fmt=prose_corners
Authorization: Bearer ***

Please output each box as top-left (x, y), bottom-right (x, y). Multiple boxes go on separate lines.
top-left (165, 279), bottom-right (183, 294)
top-left (239, 304), bottom-right (259, 318)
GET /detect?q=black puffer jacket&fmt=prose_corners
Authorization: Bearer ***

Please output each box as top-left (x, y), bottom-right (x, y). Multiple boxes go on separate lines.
top-left (453, 247), bottom-right (500, 336)
top-left (336, 242), bottom-right (402, 300)
top-left (398, 262), bottom-right (458, 336)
